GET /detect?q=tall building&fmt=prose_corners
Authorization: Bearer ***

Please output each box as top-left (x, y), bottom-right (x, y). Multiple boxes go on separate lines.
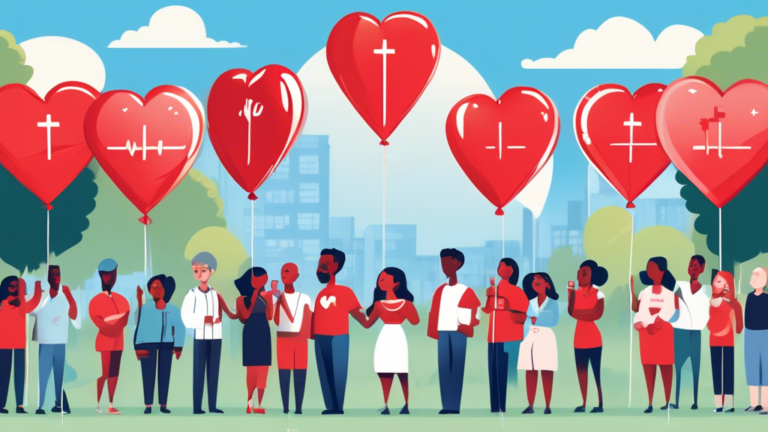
top-left (235, 135), bottom-right (331, 292)
top-left (550, 200), bottom-right (586, 256)
top-left (328, 217), bottom-right (365, 295)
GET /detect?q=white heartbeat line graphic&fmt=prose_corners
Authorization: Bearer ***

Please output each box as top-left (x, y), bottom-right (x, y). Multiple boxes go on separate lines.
top-left (609, 112), bottom-right (657, 164)
top-left (694, 107), bottom-right (750, 159)
top-left (485, 122), bottom-right (525, 160)
top-left (107, 125), bottom-right (186, 161)
top-left (37, 114), bottom-right (60, 161)
top-left (373, 39), bottom-right (395, 127)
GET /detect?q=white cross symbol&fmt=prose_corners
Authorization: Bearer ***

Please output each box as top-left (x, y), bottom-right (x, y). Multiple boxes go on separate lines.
top-left (37, 114), bottom-right (60, 161)
top-left (485, 122), bottom-right (525, 160)
top-left (609, 113), bottom-right (657, 163)
top-left (107, 125), bottom-right (186, 161)
top-left (373, 39), bottom-right (395, 127)
top-left (695, 107), bottom-right (750, 158)
top-left (752, 109), bottom-right (759, 116)
top-left (239, 99), bottom-right (264, 165)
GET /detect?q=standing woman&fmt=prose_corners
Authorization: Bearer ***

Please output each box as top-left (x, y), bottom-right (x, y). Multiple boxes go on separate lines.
top-left (481, 258), bottom-right (528, 413)
top-left (709, 271), bottom-right (743, 413)
top-left (230, 268), bottom-right (275, 414)
top-left (361, 267), bottom-right (419, 415)
top-left (568, 260), bottom-right (608, 413)
top-left (518, 272), bottom-right (560, 415)
top-left (744, 267), bottom-right (768, 413)
top-left (630, 257), bottom-right (678, 414)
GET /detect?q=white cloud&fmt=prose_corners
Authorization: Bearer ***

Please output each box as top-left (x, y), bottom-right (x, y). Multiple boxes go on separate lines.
top-left (521, 17), bottom-right (703, 69)
top-left (20, 36), bottom-right (106, 97)
top-left (109, 5), bottom-right (244, 48)
top-left (299, 46), bottom-right (528, 255)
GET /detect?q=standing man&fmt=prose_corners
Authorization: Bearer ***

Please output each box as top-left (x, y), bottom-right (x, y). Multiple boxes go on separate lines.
top-left (181, 252), bottom-right (224, 414)
top-left (0, 277), bottom-right (42, 414)
top-left (313, 248), bottom-right (366, 415)
top-left (31, 265), bottom-right (78, 415)
top-left (671, 255), bottom-right (709, 410)
top-left (275, 263), bottom-right (313, 414)
top-left (89, 259), bottom-right (130, 415)
top-left (427, 248), bottom-right (481, 414)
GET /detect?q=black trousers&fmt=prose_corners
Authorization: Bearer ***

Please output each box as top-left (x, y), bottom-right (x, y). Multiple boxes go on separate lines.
top-left (0, 349), bottom-right (24, 408)
top-left (488, 342), bottom-right (509, 412)
top-left (193, 339), bottom-right (221, 411)
top-left (710, 346), bottom-right (734, 395)
top-left (139, 345), bottom-right (174, 406)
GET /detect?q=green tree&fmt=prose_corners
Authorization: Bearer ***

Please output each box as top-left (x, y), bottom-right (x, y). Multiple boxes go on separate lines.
top-left (57, 165), bottom-right (226, 292)
top-left (545, 246), bottom-right (585, 289)
top-left (0, 30), bottom-right (32, 86)
top-left (583, 207), bottom-right (632, 296)
top-left (677, 16), bottom-right (768, 273)
top-left (0, 30), bottom-right (98, 275)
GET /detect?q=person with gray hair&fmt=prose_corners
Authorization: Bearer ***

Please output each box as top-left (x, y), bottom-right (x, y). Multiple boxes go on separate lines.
top-left (181, 252), bottom-right (226, 414)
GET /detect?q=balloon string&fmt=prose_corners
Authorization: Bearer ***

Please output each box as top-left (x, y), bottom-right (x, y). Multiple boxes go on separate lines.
top-left (47, 209), bottom-right (50, 275)
top-left (719, 207), bottom-right (723, 271)
top-left (532, 216), bottom-right (537, 273)
top-left (382, 145), bottom-right (387, 268)
top-left (251, 198), bottom-right (255, 269)
top-left (144, 223), bottom-right (147, 284)
top-left (628, 208), bottom-right (635, 408)
top-left (501, 214), bottom-right (505, 258)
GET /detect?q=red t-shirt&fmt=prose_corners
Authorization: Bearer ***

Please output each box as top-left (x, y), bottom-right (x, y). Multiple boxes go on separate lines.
top-left (485, 283), bottom-right (528, 343)
top-left (313, 284), bottom-right (361, 336)
top-left (709, 301), bottom-right (734, 347)
top-left (573, 286), bottom-right (604, 349)
top-left (89, 292), bottom-right (130, 352)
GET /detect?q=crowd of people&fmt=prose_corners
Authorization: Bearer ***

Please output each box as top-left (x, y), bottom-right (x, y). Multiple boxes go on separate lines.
top-left (0, 248), bottom-right (766, 417)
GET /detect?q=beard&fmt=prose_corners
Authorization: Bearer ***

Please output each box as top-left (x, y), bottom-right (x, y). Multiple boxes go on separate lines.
top-left (101, 285), bottom-right (112, 293)
top-left (316, 271), bottom-right (331, 284)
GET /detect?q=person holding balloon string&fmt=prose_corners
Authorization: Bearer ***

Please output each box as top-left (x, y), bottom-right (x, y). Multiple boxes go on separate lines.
top-left (630, 257), bottom-right (678, 414)
top-left (708, 271), bottom-right (743, 413)
top-left (481, 258), bottom-right (527, 414)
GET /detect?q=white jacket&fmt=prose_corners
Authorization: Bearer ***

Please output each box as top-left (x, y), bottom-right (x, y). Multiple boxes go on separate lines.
top-left (181, 286), bottom-right (222, 340)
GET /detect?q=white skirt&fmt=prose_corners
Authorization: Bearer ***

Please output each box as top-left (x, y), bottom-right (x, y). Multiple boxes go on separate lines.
top-left (517, 326), bottom-right (558, 371)
top-left (374, 324), bottom-right (409, 373)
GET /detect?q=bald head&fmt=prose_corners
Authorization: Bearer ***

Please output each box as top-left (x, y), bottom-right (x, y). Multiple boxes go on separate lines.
top-left (751, 267), bottom-right (768, 291)
top-left (281, 263), bottom-right (299, 285)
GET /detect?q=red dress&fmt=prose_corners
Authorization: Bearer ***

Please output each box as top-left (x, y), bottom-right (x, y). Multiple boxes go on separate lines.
top-left (635, 286), bottom-right (675, 365)
top-left (572, 286), bottom-right (604, 349)
top-left (88, 292), bottom-right (130, 352)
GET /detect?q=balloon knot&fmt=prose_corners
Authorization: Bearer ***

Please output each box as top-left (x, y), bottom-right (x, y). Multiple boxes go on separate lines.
top-left (495, 208), bottom-right (505, 216)
top-left (248, 192), bottom-right (258, 201)
top-left (139, 215), bottom-right (152, 225)
top-left (626, 202), bottom-right (636, 209)
top-left (45, 204), bottom-right (53, 211)
top-left (380, 140), bottom-right (390, 146)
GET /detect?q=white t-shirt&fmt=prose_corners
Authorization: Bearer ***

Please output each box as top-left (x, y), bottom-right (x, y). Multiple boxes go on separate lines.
top-left (673, 281), bottom-right (711, 331)
top-left (635, 286), bottom-right (676, 327)
top-left (437, 283), bottom-right (472, 331)
top-left (181, 287), bottom-right (222, 340)
top-left (31, 291), bottom-right (80, 344)
top-left (276, 292), bottom-right (312, 333)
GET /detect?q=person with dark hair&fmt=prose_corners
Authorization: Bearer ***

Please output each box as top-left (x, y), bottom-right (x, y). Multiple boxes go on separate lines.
top-left (89, 259), bottom-right (130, 415)
top-left (630, 256), bottom-right (679, 414)
top-left (428, 248), bottom-right (481, 414)
top-left (312, 248), bottom-right (366, 415)
top-left (274, 263), bottom-right (312, 414)
top-left (30, 265), bottom-right (78, 415)
top-left (709, 271), bottom-right (743, 413)
top-left (481, 258), bottom-right (527, 413)
top-left (0, 276), bottom-right (41, 414)
top-left (134, 275), bottom-right (185, 414)
top-left (228, 267), bottom-right (278, 414)
top-left (361, 267), bottom-right (419, 415)
top-left (518, 273), bottom-right (560, 414)
top-left (671, 255), bottom-right (709, 410)
top-left (568, 260), bottom-right (608, 413)
top-left (181, 252), bottom-right (225, 414)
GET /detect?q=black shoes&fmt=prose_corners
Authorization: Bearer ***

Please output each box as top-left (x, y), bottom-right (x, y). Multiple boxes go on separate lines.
top-left (590, 407), bottom-right (604, 413)
top-left (144, 407), bottom-right (152, 414)
top-left (16, 407), bottom-right (27, 414)
top-left (381, 406), bottom-right (390, 415)
top-left (400, 404), bottom-right (410, 415)
top-left (35, 409), bottom-right (45, 415)
top-left (644, 406), bottom-right (653, 414)
top-left (522, 406), bottom-right (534, 414)
top-left (574, 406), bottom-right (586, 413)
top-left (160, 407), bottom-right (171, 414)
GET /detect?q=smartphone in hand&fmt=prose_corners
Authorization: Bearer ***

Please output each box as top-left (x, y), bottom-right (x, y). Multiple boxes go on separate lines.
top-left (568, 280), bottom-right (575, 292)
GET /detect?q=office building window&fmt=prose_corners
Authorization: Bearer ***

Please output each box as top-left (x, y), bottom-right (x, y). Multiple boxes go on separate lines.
top-left (273, 157), bottom-right (290, 179)
top-left (266, 215), bottom-right (290, 229)
top-left (298, 213), bottom-right (320, 230)
top-left (302, 239), bottom-right (320, 257)
top-left (299, 183), bottom-right (320, 203)
top-left (266, 190), bottom-right (294, 203)
top-left (299, 155), bottom-right (319, 174)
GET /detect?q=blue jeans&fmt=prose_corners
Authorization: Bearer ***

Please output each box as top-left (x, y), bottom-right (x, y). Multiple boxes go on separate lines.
top-left (438, 331), bottom-right (467, 411)
top-left (744, 329), bottom-right (768, 386)
top-left (193, 339), bottom-right (221, 411)
top-left (315, 334), bottom-right (349, 411)
top-left (674, 329), bottom-right (701, 405)
top-left (38, 344), bottom-right (66, 409)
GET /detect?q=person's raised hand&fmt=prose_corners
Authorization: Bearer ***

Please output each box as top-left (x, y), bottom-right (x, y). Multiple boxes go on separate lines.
top-left (634, 322), bottom-right (645, 331)
top-left (62, 285), bottom-right (71, 297)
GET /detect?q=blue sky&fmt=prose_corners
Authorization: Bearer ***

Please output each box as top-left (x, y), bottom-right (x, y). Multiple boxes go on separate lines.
top-left (4, 0), bottom-right (766, 254)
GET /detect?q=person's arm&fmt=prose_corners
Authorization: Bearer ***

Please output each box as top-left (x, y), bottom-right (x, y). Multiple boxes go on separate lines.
top-left (299, 303), bottom-right (313, 338)
top-left (360, 305), bottom-right (378, 329)
top-left (181, 291), bottom-right (207, 330)
top-left (236, 297), bottom-right (252, 324)
top-left (567, 288), bottom-right (576, 316)
top-left (89, 300), bottom-right (121, 337)
top-left (262, 292), bottom-right (275, 321)
top-left (171, 308), bottom-right (185, 358)
top-left (406, 301), bottom-right (420, 325)
top-left (630, 276), bottom-right (639, 313)
top-left (62, 286), bottom-right (78, 320)
top-left (536, 301), bottom-right (560, 327)
top-left (216, 292), bottom-right (237, 320)
top-left (571, 298), bottom-right (605, 322)
top-left (348, 290), bottom-right (367, 326)
top-left (457, 288), bottom-right (482, 334)
top-left (481, 294), bottom-right (495, 314)
top-left (19, 280), bottom-right (43, 313)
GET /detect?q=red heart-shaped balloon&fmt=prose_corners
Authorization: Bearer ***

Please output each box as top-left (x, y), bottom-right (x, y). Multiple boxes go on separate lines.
top-left (0, 82), bottom-right (98, 207)
top-left (575, 83), bottom-right (670, 208)
top-left (207, 65), bottom-right (307, 197)
top-left (445, 87), bottom-right (559, 215)
top-left (327, 11), bottom-right (440, 144)
top-left (657, 77), bottom-right (768, 208)
top-left (84, 86), bottom-right (203, 219)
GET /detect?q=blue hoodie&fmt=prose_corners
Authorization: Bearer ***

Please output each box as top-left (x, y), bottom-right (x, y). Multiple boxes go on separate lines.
top-left (134, 302), bottom-right (185, 348)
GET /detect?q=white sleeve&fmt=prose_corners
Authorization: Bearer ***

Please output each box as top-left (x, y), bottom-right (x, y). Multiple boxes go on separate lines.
top-left (597, 290), bottom-right (605, 300)
top-left (304, 294), bottom-right (313, 312)
top-left (181, 291), bottom-right (205, 329)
